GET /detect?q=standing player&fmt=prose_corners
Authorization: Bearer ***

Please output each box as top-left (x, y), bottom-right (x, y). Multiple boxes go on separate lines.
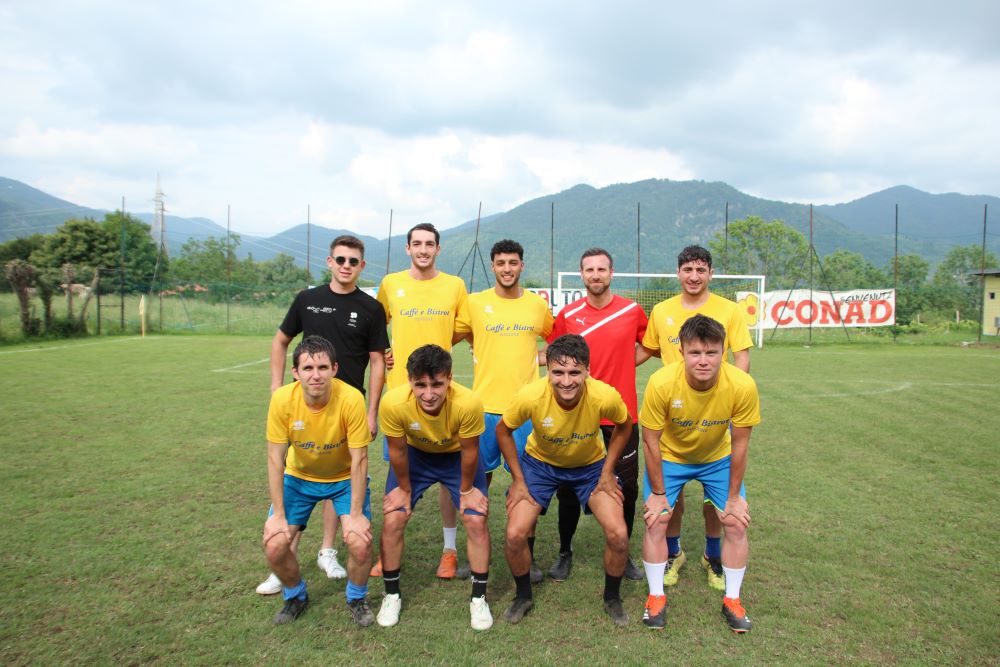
top-left (639, 315), bottom-right (760, 633)
top-left (375, 223), bottom-right (470, 579)
top-left (262, 336), bottom-right (375, 626)
top-left (498, 334), bottom-right (633, 626)
top-left (376, 345), bottom-right (493, 630)
top-left (546, 248), bottom-right (649, 582)
top-left (257, 234), bottom-right (388, 595)
top-left (638, 245), bottom-right (753, 591)
top-left (454, 239), bottom-right (554, 583)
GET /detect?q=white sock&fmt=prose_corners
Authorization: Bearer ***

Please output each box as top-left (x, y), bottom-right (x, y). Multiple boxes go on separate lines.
top-left (643, 560), bottom-right (667, 597)
top-left (722, 565), bottom-right (745, 600)
top-left (443, 526), bottom-right (458, 551)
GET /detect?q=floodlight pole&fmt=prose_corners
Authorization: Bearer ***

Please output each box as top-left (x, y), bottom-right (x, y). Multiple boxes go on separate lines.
top-left (980, 203), bottom-right (988, 343)
top-left (226, 205), bottom-right (231, 334)
top-left (808, 204), bottom-right (813, 344)
top-left (306, 204), bottom-right (311, 281)
top-left (120, 196), bottom-right (126, 331)
top-left (893, 203), bottom-right (899, 343)
top-left (385, 209), bottom-right (393, 278)
top-left (724, 201), bottom-right (729, 273)
top-left (550, 202), bottom-right (555, 306)
top-left (636, 202), bottom-right (641, 293)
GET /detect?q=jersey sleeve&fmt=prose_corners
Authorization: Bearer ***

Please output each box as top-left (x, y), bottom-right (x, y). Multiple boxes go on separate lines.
top-left (454, 283), bottom-right (471, 334)
top-left (378, 397), bottom-right (406, 438)
top-left (540, 304), bottom-right (555, 339)
top-left (548, 311), bottom-right (567, 343)
top-left (376, 279), bottom-right (391, 321)
top-left (640, 306), bottom-right (660, 351)
top-left (601, 386), bottom-right (630, 425)
top-left (345, 390), bottom-right (373, 448)
top-left (458, 392), bottom-right (486, 438)
top-left (634, 306), bottom-right (649, 344)
top-left (727, 308), bottom-right (754, 353)
top-left (266, 389), bottom-right (291, 444)
top-left (502, 386), bottom-right (534, 430)
top-left (638, 376), bottom-right (667, 431)
top-left (731, 376), bottom-right (762, 428)
top-left (367, 302), bottom-right (390, 351)
top-left (277, 291), bottom-right (305, 338)
top-left (454, 293), bottom-right (473, 334)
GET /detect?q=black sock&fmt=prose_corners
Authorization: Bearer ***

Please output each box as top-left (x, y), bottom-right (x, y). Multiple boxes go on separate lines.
top-left (514, 573), bottom-right (532, 600)
top-left (603, 573), bottom-right (622, 601)
top-left (527, 537), bottom-right (535, 558)
top-left (383, 568), bottom-right (401, 596)
top-left (557, 488), bottom-right (580, 554)
top-left (471, 570), bottom-right (488, 598)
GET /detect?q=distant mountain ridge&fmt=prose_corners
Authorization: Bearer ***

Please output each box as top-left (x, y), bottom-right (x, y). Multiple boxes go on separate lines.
top-left (2, 175), bottom-right (996, 288)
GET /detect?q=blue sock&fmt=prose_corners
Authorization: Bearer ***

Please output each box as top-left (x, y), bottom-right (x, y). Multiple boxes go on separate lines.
top-left (283, 578), bottom-right (307, 601)
top-left (705, 536), bottom-right (722, 560)
top-left (667, 536), bottom-right (681, 558)
top-left (345, 580), bottom-right (368, 602)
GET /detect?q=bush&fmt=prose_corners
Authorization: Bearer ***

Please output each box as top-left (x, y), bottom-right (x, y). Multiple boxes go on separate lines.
top-left (45, 317), bottom-right (88, 339)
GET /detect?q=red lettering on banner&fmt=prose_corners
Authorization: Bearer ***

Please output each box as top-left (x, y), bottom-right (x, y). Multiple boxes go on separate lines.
top-left (843, 301), bottom-right (865, 324)
top-left (819, 300), bottom-right (842, 324)
top-left (869, 300), bottom-right (892, 324)
top-left (796, 300), bottom-right (817, 324)
top-left (772, 301), bottom-right (794, 325)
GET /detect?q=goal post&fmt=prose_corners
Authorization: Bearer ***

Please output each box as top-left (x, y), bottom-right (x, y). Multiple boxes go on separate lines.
top-left (554, 271), bottom-right (767, 349)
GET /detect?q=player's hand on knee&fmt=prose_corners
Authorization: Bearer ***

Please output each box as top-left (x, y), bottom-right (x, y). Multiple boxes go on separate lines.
top-left (643, 494), bottom-right (672, 528)
top-left (593, 473), bottom-right (624, 506)
top-left (460, 487), bottom-right (489, 516)
top-left (341, 513), bottom-right (373, 545)
top-left (383, 487), bottom-right (412, 516)
top-left (505, 480), bottom-right (535, 514)
top-left (721, 496), bottom-right (750, 528)
top-left (263, 515), bottom-right (292, 548)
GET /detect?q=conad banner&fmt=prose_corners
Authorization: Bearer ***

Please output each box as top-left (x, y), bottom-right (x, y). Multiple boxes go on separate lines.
top-left (735, 289), bottom-right (895, 329)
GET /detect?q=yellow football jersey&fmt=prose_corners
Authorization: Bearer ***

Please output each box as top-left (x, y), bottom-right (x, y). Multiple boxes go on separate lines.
top-left (379, 381), bottom-right (485, 454)
top-left (503, 377), bottom-right (629, 467)
top-left (642, 293), bottom-right (752, 366)
top-left (267, 379), bottom-right (371, 483)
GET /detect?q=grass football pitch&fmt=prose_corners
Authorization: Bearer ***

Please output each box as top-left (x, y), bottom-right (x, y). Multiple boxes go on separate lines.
top-left (0, 336), bottom-right (997, 665)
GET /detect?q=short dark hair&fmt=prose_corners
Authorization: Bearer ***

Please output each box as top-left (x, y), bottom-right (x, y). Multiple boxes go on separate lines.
top-left (330, 234), bottom-right (365, 257)
top-left (407, 223), bottom-right (440, 245)
top-left (490, 239), bottom-right (524, 261)
top-left (580, 247), bottom-right (613, 269)
top-left (406, 344), bottom-right (452, 379)
top-left (546, 334), bottom-right (590, 368)
top-left (293, 335), bottom-right (337, 368)
top-left (678, 314), bottom-right (726, 348)
top-left (677, 245), bottom-right (712, 269)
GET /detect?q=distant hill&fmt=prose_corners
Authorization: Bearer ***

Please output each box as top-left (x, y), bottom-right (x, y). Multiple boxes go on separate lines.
top-left (2, 176), bottom-right (997, 287)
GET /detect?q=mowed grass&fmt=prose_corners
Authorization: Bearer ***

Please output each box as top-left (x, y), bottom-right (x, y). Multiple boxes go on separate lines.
top-left (0, 336), bottom-right (997, 665)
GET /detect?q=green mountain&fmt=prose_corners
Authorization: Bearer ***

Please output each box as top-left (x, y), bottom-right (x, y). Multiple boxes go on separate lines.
top-left (3, 176), bottom-right (997, 287)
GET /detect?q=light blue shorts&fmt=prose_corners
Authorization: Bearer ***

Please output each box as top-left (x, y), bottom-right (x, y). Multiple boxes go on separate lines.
top-left (273, 474), bottom-right (372, 528)
top-left (642, 455), bottom-right (746, 511)
top-left (481, 412), bottom-right (532, 473)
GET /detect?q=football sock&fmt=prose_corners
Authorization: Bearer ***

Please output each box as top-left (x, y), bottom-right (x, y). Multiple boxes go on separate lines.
top-left (383, 568), bottom-right (401, 596)
top-left (705, 536), bottom-right (722, 560)
top-left (643, 560), bottom-right (667, 597)
top-left (471, 570), bottom-right (488, 598)
top-left (527, 536), bottom-right (535, 558)
top-left (514, 573), bottom-right (532, 600)
top-left (722, 565), bottom-right (745, 600)
top-left (345, 580), bottom-right (368, 602)
top-left (283, 578), bottom-right (307, 601)
top-left (666, 536), bottom-right (681, 558)
top-left (603, 572), bottom-right (623, 601)
top-left (443, 527), bottom-right (457, 551)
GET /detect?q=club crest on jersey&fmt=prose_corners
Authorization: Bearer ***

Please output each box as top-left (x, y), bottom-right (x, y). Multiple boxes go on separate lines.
top-left (484, 305), bottom-right (494, 313)
top-left (409, 422), bottom-right (421, 430)
top-left (666, 317), bottom-right (675, 325)
top-left (293, 420), bottom-right (306, 430)
top-left (396, 288), bottom-right (406, 297)
top-left (541, 416), bottom-right (554, 428)
top-left (348, 311), bottom-right (358, 328)
top-left (671, 399), bottom-right (683, 409)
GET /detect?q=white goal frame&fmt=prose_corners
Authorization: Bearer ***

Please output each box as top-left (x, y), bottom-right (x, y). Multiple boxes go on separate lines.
top-left (555, 271), bottom-right (767, 349)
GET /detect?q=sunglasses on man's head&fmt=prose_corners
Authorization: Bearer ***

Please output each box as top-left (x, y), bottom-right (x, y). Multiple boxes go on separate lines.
top-left (333, 256), bottom-right (360, 267)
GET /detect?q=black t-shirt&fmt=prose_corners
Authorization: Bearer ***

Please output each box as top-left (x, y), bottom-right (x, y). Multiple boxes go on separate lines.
top-left (279, 286), bottom-right (389, 394)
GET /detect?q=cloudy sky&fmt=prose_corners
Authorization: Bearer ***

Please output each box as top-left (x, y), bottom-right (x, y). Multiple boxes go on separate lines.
top-left (1, 1), bottom-right (997, 238)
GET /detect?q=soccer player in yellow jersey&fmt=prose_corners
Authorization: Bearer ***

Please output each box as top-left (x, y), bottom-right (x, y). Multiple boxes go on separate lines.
top-left (454, 238), bottom-right (554, 583)
top-left (262, 336), bottom-right (375, 627)
top-left (639, 315), bottom-right (761, 633)
top-left (638, 245), bottom-right (754, 592)
top-left (498, 334), bottom-right (633, 627)
top-left (375, 223), bottom-right (471, 579)
top-left (376, 345), bottom-right (493, 630)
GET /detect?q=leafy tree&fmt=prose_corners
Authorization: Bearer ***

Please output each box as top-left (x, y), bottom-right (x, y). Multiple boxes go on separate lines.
top-left (820, 250), bottom-right (888, 290)
top-left (255, 253), bottom-right (310, 287)
top-left (4, 259), bottom-right (40, 336)
top-left (100, 211), bottom-right (161, 291)
top-left (30, 219), bottom-right (117, 284)
top-left (887, 254), bottom-right (931, 324)
top-left (708, 216), bottom-right (809, 289)
top-left (171, 234), bottom-right (241, 286)
top-left (0, 234), bottom-right (46, 290)
top-left (932, 244), bottom-right (999, 288)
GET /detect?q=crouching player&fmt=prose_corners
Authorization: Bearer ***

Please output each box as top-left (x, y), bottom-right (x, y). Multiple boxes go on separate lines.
top-left (498, 334), bottom-right (633, 627)
top-left (262, 336), bottom-right (375, 626)
top-left (376, 344), bottom-right (493, 630)
top-left (639, 315), bottom-right (760, 633)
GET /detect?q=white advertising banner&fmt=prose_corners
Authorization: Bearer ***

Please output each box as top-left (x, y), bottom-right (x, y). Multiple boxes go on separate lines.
top-left (735, 288), bottom-right (895, 329)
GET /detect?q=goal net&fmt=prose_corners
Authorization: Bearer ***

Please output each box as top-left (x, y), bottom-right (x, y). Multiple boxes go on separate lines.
top-left (554, 272), bottom-right (766, 348)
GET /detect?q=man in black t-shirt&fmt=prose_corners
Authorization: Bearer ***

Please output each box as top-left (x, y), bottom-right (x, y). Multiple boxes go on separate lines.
top-left (255, 234), bottom-right (389, 595)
